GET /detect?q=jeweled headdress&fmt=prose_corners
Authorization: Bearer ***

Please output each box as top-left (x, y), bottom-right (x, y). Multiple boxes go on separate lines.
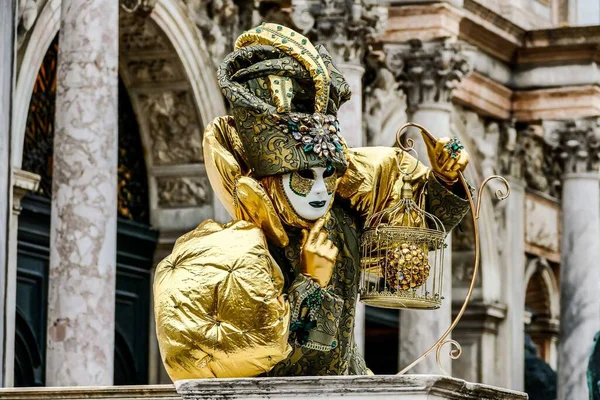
top-left (217, 23), bottom-right (351, 178)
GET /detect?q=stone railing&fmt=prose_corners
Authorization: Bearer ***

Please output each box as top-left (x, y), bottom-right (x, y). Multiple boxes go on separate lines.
top-left (0, 384), bottom-right (177, 399)
top-left (0, 375), bottom-right (527, 400)
top-left (0, 375), bottom-right (527, 399)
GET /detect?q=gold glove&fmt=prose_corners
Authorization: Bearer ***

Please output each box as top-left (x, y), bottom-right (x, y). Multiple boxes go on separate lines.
top-left (422, 133), bottom-right (469, 185)
top-left (300, 215), bottom-right (338, 287)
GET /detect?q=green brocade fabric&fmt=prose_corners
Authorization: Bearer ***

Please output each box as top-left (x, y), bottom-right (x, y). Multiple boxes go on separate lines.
top-left (218, 42), bottom-right (351, 178)
top-left (265, 175), bottom-right (470, 376)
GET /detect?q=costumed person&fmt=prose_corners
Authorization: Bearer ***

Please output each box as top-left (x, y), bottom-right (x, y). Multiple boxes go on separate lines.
top-left (153, 23), bottom-right (471, 380)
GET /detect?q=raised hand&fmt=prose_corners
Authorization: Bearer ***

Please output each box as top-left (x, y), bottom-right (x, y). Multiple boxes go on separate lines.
top-left (421, 133), bottom-right (469, 185)
top-left (300, 214), bottom-right (338, 287)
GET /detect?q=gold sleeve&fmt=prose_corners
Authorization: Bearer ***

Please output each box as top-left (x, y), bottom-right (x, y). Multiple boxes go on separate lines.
top-left (153, 220), bottom-right (292, 381)
top-left (337, 147), bottom-right (469, 233)
top-left (336, 147), bottom-right (430, 222)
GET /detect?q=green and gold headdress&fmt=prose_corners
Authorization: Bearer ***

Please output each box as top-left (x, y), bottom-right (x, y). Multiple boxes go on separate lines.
top-left (217, 23), bottom-right (351, 178)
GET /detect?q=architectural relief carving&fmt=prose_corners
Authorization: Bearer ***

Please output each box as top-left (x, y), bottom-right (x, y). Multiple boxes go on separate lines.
top-left (363, 54), bottom-right (406, 146)
top-left (124, 59), bottom-right (183, 84)
top-left (386, 39), bottom-right (472, 109)
top-left (120, 11), bottom-right (171, 53)
top-left (185, 0), bottom-right (242, 67)
top-left (17, 0), bottom-right (42, 49)
top-left (546, 119), bottom-right (600, 175)
top-left (139, 91), bottom-right (204, 165)
top-left (156, 176), bottom-right (211, 207)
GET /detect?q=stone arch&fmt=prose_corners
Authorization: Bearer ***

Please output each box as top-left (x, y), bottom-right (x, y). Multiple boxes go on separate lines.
top-left (12, 0), bottom-right (227, 231)
top-left (523, 257), bottom-right (560, 368)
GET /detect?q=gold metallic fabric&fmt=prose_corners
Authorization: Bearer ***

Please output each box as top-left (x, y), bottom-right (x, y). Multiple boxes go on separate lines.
top-left (154, 220), bottom-right (292, 381)
top-left (337, 147), bottom-right (430, 222)
top-left (203, 115), bottom-right (289, 247)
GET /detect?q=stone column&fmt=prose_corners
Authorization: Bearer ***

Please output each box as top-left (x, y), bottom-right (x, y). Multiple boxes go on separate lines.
top-left (0, 1), bottom-right (15, 387)
top-left (547, 120), bottom-right (600, 400)
top-left (46, 0), bottom-right (119, 386)
top-left (386, 38), bottom-right (471, 374)
top-left (497, 178), bottom-right (526, 391)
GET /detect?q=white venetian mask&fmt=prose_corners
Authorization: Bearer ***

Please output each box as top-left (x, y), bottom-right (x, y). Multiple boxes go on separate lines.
top-left (281, 166), bottom-right (337, 221)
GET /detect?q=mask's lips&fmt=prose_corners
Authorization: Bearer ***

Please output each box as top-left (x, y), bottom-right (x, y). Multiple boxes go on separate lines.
top-left (309, 200), bottom-right (327, 208)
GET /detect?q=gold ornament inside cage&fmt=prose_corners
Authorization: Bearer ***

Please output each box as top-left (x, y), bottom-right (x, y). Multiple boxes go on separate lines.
top-left (359, 173), bottom-right (447, 310)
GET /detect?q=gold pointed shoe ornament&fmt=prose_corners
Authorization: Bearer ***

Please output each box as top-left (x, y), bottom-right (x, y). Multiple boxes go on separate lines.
top-left (359, 122), bottom-right (511, 376)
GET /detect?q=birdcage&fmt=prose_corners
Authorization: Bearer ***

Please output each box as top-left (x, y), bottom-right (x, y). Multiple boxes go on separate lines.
top-left (359, 173), bottom-right (447, 310)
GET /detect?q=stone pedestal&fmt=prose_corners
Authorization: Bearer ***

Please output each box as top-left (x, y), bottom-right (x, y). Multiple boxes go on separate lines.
top-left (558, 173), bottom-right (600, 400)
top-left (45, 0), bottom-right (119, 386)
top-left (176, 375), bottom-right (527, 400)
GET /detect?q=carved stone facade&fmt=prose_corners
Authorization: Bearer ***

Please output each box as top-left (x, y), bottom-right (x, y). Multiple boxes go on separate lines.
top-left (385, 39), bottom-right (472, 109)
top-left (138, 91), bottom-right (204, 165)
top-left (156, 176), bottom-right (210, 208)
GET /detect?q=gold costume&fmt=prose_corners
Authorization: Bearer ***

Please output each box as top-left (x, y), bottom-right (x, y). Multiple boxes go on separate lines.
top-left (154, 23), bottom-right (470, 381)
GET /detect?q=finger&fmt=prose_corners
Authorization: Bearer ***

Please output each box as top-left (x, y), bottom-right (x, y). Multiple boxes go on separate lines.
top-left (317, 231), bottom-right (328, 246)
top-left (435, 138), bottom-right (450, 164)
top-left (440, 154), bottom-right (457, 172)
top-left (308, 215), bottom-right (328, 243)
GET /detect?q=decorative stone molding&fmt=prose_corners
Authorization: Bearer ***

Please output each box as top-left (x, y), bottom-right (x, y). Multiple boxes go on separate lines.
top-left (363, 53), bottom-right (406, 146)
top-left (545, 118), bottom-right (600, 175)
top-left (452, 72), bottom-right (512, 120)
top-left (385, 38), bottom-right (472, 109)
top-left (121, 0), bottom-right (158, 15)
top-left (156, 176), bottom-right (211, 208)
top-left (513, 86), bottom-right (600, 122)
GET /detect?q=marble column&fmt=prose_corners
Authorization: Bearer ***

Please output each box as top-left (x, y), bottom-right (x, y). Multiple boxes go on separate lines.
top-left (338, 63), bottom-right (366, 149)
top-left (46, 0), bottom-right (119, 386)
top-left (4, 171), bottom-right (40, 387)
top-left (497, 178), bottom-right (526, 391)
top-left (549, 120), bottom-right (600, 400)
top-left (386, 38), bottom-right (471, 374)
top-left (0, 1), bottom-right (15, 387)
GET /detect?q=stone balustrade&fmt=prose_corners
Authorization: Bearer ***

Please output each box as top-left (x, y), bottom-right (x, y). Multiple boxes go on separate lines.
top-left (0, 376), bottom-right (527, 399)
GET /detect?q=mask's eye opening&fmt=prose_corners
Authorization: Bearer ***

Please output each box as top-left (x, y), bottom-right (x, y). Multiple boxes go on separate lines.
top-left (324, 163), bottom-right (336, 178)
top-left (297, 169), bottom-right (315, 179)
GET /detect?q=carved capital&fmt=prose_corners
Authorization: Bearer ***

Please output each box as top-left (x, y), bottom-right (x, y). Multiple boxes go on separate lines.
top-left (546, 119), bottom-right (600, 176)
top-left (386, 39), bottom-right (472, 109)
top-left (311, 0), bottom-right (386, 64)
